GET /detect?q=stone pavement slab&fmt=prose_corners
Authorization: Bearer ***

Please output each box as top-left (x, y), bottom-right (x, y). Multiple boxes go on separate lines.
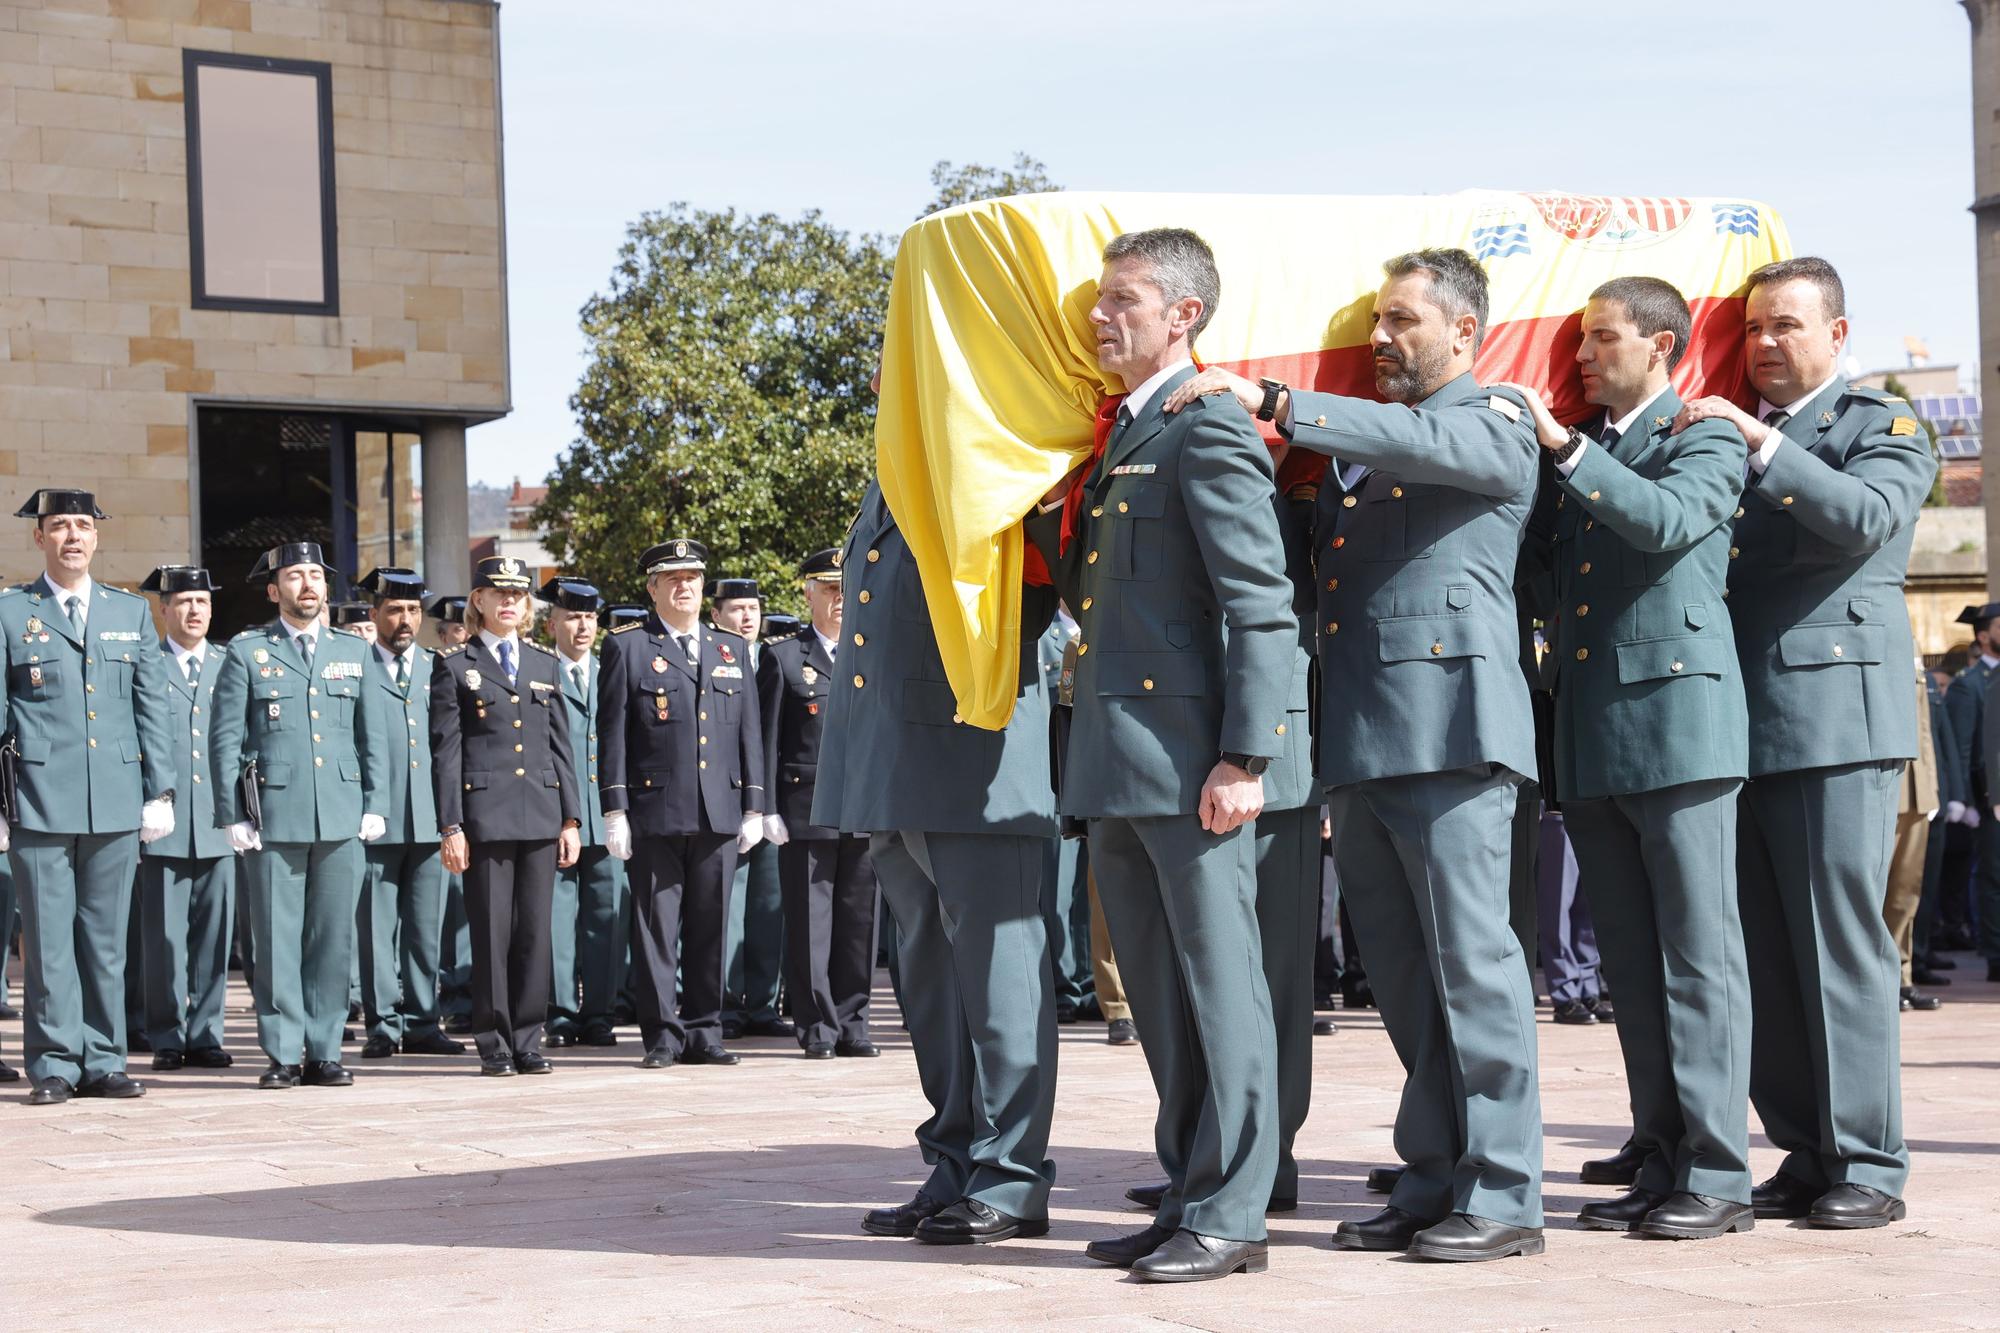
top-left (2, 961), bottom-right (1997, 1330)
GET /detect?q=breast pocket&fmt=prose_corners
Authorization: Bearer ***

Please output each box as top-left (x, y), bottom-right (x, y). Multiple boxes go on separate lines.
top-left (710, 683), bottom-right (743, 721)
top-left (7, 661), bottom-right (63, 701)
top-left (1361, 483), bottom-right (1437, 561)
top-left (1108, 482), bottom-right (1166, 581)
top-left (258, 681), bottom-right (302, 732)
top-left (100, 656), bottom-right (136, 698)
top-left (326, 680), bottom-right (359, 726)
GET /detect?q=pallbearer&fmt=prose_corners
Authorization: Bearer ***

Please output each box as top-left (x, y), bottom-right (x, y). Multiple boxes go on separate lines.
top-left (431, 557), bottom-right (581, 1076)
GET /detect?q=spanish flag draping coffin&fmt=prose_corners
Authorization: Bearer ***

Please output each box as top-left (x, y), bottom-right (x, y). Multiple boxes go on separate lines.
top-left (876, 190), bottom-right (1792, 730)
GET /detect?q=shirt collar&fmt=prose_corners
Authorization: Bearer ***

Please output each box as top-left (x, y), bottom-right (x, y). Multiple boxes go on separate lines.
top-left (556, 645), bottom-right (591, 670)
top-left (477, 628), bottom-right (519, 654)
top-left (45, 572), bottom-right (93, 606)
top-left (1759, 371), bottom-right (1842, 424)
top-left (168, 637), bottom-right (203, 665)
top-left (1119, 357), bottom-right (1194, 424)
top-left (1605, 383), bottom-right (1673, 441)
top-left (375, 642), bottom-right (413, 669)
top-left (814, 626), bottom-right (839, 658)
top-left (279, 615), bottom-right (318, 643)
top-left (1982, 654), bottom-right (2000, 671)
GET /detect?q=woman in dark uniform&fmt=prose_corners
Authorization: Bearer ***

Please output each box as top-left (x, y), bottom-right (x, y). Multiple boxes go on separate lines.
top-left (431, 556), bottom-right (581, 1076)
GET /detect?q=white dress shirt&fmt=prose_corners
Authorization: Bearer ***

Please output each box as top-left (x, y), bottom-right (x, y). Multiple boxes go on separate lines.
top-left (1750, 371), bottom-right (1842, 474)
top-left (47, 573), bottom-right (94, 633)
top-left (1555, 383), bottom-right (1673, 478)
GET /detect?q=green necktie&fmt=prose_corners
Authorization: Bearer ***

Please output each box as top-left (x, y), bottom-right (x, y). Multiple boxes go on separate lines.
top-left (396, 652), bottom-right (410, 692)
top-left (65, 593), bottom-right (83, 636)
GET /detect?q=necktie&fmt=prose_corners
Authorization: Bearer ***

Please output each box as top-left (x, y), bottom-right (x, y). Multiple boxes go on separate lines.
top-left (182, 653), bottom-right (196, 682)
top-left (298, 633), bottom-right (315, 668)
top-left (65, 594), bottom-right (83, 636)
top-left (1763, 409), bottom-right (1791, 434)
top-left (680, 632), bottom-right (699, 666)
top-left (396, 652), bottom-right (410, 692)
top-left (1599, 426), bottom-right (1621, 453)
top-left (498, 638), bottom-right (516, 686)
top-left (571, 662), bottom-right (586, 697)
top-left (826, 638), bottom-right (836, 663)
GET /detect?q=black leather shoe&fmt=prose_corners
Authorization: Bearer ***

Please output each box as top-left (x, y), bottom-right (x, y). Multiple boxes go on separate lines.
top-left (0, 1001), bottom-right (17, 1019)
top-left (1580, 1139), bottom-right (1644, 1186)
top-left (861, 1192), bottom-right (948, 1237)
top-left (744, 1017), bottom-right (792, 1038)
top-left (0, 1058), bottom-right (19, 1084)
top-left (1589, 998), bottom-right (1616, 1024)
top-left (186, 1046), bottom-right (232, 1068)
top-left (638, 1046), bottom-right (676, 1069)
top-left (515, 1052), bottom-right (553, 1075)
top-left (835, 1039), bottom-right (880, 1058)
top-left (442, 1013), bottom-right (474, 1034)
top-left (361, 1035), bottom-right (398, 1060)
top-left (341, 1027), bottom-right (357, 1043)
top-left (1130, 1228), bottom-right (1268, 1282)
top-left (151, 1048), bottom-right (186, 1071)
top-left (1313, 1017), bottom-right (1337, 1036)
top-left (803, 1042), bottom-right (835, 1059)
top-left (1332, 1205), bottom-right (1433, 1252)
top-left (1085, 1222), bottom-right (1176, 1267)
top-left (1341, 979), bottom-right (1375, 1009)
top-left (1807, 1183), bottom-right (1906, 1229)
top-left (27, 1076), bottom-right (74, 1105)
top-left (914, 1198), bottom-right (1050, 1245)
top-left (129, 1032), bottom-right (152, 1053)
top-left (1126, 1181), bottom-right (1168, 1210)
top-left (301, 1061), bottom-right (352, 1087)
top-left (1407, 1213), bottom-right (1545, 1262)
top-left (580, 1026), bottom-right (619, 1047)
top-left (680, 1045), bottom-right (740, 1066)
top-left (545, 1030), bottom-right (578, 1048)
top-left (77, 1072), bottom-right (145, 1099)
top-left (1751, 1171), bottom-right (1820, 1219)
top-left (257, 1062), bottom-right (298, 1090)
top-left (719, 1018), bottom-right (746, 1041)
top-left (1553, 999), bottom-right (1598, 1025)
top-left (1106, 1018), bottom-right (1137, 1045)
top-left (1366, 1165), bottom-right (1405, 1194)
top-left (480, 1056), bottom-right (516, 1077)
top-left (1576, 1186), bottom-right (1667, 1232)
top-left (1901, 986), bottom-right (1942, 1012)
top-left (1636, 1191), bottom-right (1753, 1239)
top-left (401, 1031), bottom-right (466, 1056)
top-left (1989, 959), bottom-right (2000, 983)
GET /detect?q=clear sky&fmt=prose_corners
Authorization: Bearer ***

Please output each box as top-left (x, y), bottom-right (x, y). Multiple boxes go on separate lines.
top-left (476, 0), bottom-right (1977, 487)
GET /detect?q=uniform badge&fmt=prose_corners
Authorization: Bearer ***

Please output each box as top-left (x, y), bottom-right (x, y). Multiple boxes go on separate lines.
top-left (267, 702), bottom-right (281, 720)
top-left (1653, 416), bottom-right (1670, 430)
top-left (1889, 416), bottom-right (1918, 437)
top-left (28, 666), bottom-right (42, 687)
top-left (259, 667), bottom-right (272, 678)
top-left (253, 648), bottom-right (269, 664)
top-left (465, 668), bottom-right (482, 690)
top-left (652, 655), bottom-right (669, 674)
top-left (674, 540), bottom-right (688, 558)
top-left (24, 617), bottom-right (39, 635)
top-left (807, 701), bottom-right (819, 715)
top-left (1820, 411), bottom-right (1837, 427)
top-left (37, 634), bottom-right (48, 644)
top-left (801, 665), bottom-right (817, 685)
top-left (1486, 395), bottom-right (1522, 422)
top-left (718, 644), bottom-right (734, 663)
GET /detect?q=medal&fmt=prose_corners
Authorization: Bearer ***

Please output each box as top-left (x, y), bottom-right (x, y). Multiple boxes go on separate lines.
top-left (465, 668), bottom-right (481, 690)
top-left (24, 617), bottom-right (39, 635)
top-left (801, 665), bottom-right (816, 685)
top-left (656, 709), bottom-right (669, 721)
top-left (807, 701), bottom-right (818, 715)
top-left (267, 702), bottom-right (281, 720)
top-left (259, 667), bottom-right (272, 678)
top-left (28, 666), bottom-right (42, 687)
top-left (253, 648), bottom-right (269, 664)
top-left (37, 634), bottom-right (48, 643)
top-left (718, 644), bottom-right (734, 663)
top-left (652, 655), bottom-right (669, 675)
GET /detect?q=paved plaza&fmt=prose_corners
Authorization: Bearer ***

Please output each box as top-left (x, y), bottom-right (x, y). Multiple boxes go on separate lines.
top-left (3, 960), bottom-right (1997, 1331)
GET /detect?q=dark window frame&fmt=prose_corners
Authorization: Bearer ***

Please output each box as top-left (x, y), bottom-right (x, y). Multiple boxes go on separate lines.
top-left (182, 48), bottom-right (340, 317)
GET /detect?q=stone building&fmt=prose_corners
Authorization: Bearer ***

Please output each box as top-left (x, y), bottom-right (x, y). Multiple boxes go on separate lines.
top-left (0, 0), bottom-right (506, 633)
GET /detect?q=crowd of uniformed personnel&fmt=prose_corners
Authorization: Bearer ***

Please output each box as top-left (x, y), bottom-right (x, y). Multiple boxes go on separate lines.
top-left (0, 231), bottom-right (1959, 1283)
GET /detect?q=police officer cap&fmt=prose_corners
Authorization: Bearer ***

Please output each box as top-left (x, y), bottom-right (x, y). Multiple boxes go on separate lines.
top-left (797, 548), bottom-right (841, 583)
top-left (471, 555), bottom-right (534, 591)
top-left (140, 564), bottom-right (217, 596)
top-left (761, 612), bottom-right (803, 640)
top-left (538, 575), bottom-right (604, 613)
top-left (641, 538), bottom-right (707, 575)
top-left (1957, 603), bottom-right (2000, 627)
top-left (358, 567), bottom-right (426, 603)
top-left (330, 601), bottom-right (374, 627)
top-left (427, 594), bottom-right (468, 620)
top-left (708, 577), bottom-right (760, 603)
top-left (248, 541), bottom-right (336, 584)
top-left (604, 603), bottom-right (649, 629)
top-left (15, 488), bottom-right (107, 520)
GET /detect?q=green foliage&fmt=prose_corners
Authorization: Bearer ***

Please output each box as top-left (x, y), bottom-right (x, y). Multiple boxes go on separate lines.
top-left (921, 153), bottom-right (1061, 218)
top-left (1883, 374), bottom-right (1947, 508)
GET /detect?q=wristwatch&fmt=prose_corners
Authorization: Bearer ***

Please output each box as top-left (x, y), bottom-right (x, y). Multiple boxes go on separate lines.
top-left (1553, 426), bottom-right (1588, 467)
top-left (1220, 752), bottom-right (1270, 776)
top-left (1256, 378), bottom-right (1287, 422)
top-left (439, 824), bottom-right (463, 838)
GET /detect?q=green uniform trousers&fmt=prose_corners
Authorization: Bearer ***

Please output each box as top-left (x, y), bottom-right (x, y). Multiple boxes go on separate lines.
top-left (724, 839), bottom-right (783, 1027)
top-left (140, 854), bottom-right (235, 1055)
top-left (1327, 764), bottom-right (1543, 1228)
top-left (1092, 813), bottom-right (1278, 1243)
top-left (552, 845), bottom-right (627, 1036)
top-left (1254, 804), bottom-right (1320, 1203)
top-left (11, 830), bottom-right (140, 1085)
top-left (1563, 779), bottom-right (1751, 1202)
top-left (242, 838), bottom-right (362, 1066)
top-left (1739, 761), bottom-right (1910, 1196)
top-left (359, 842), bottom-right (445, 1044)
top-left (870, 829), bottom-right (1058, 1220)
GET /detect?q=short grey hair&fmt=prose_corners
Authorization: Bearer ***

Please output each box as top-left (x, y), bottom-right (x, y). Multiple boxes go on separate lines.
top-left (1383, 248), bottom-right (1491, 351)
top-left (1103, 228), bottom-right (1220, 343)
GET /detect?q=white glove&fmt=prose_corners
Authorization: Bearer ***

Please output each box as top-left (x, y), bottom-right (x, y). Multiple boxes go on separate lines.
top-left (138, 796), bottom-right (176, 845)
top-left (359, 813), bottom-right (386, 843)
top-left (1945, 800), bottom-right (1966, 825)
top-left (227, 821), bottom-right (262, 853)
top-left (604, 809), bottom-right (633, 861)
top-left (736, 813), bottom-right (765, 855)
top-left (0, 813), bottom-right (9, 854)
top-left (1965, 805), bottom-right (1985, 828)
top-left (763, 814), bottom-right (789, 847)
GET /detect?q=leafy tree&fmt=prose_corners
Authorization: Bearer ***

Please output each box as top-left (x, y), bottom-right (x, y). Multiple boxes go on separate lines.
top-left (922, 153), bottom-right (1061, 218)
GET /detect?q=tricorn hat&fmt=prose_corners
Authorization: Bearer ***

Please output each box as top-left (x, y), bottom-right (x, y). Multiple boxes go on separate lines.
top-left (604, 603), bottom-right (649, 630)
top-left (708, 577), bottom-right (760, 603)
top-left (357, 567), bottom-right (427, 603)
top-left (15, 488), bottom-right (107, 520)
top-left (538, 576), bottom-right (604, 614)
top-left (761, 612), bottom-right (803, 641)
top-left (330, 601), bottom-right (374, 628)
top-left (427, 594), bottom-right (468, 620)
top-left (140, 565), bottom-right (218, 596)
top-left (1957, 603), bottom-right (2000, 627)
top-left (248, 541), bottom-right (337, 584)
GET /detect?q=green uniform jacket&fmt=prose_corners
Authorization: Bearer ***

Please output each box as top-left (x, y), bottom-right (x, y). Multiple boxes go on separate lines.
top-left (368, 646), bottom-right (439, 844)
top-left (1727, 381), bottom-right (1935, 776)
top-left (1047, 369), bottom-right (1297, 819)
top-left (1263, 483), bottom-right (1319, 814)
top-left (1945, 657), bottom-right (1991, 807)
top-left (1284, 373), bottom-right (1540, 788)
top-left (556, 651), bottom-right (607, 846)
top-left (0, 575), bottom-right (174, 833)
top-left (142, 641), bottom-right (234, 860)
top-left (1526, 389), bottom-right (1750, 800)
top-left (811, 479), bottom-right (1060, 837)
top-left (208, 621), bottom-right (389, 842)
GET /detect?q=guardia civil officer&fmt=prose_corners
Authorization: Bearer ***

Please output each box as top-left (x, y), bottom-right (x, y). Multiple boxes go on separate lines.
top-left (431, 557), bottom-right (581, 1075)
top-left (1508, 277), bottom-right (1755, 1239)
top-left (209, 542), bottom-right (390, 1090)
top-left (711, 576), bottom-right (787, 1041)
top-left (1943, 603), bottom-right (2000, 979)
top-left (759, 550), bottom-right (879, 1058)
top-left (0, 489), bottom-right (177, 1103)
top-left (541, 575), bottom-right (627, 1047)
top-left (1675, 257), bottom-right (1933, 1228)
top-left (598, 540), bottom-right (765, 1068)
top-left (138, 564), bottom-right (236, 1071)
top-left (1172, 248), bottom-right (1546, 1261)
top-left (354, 568), bottom-right (462, 1061)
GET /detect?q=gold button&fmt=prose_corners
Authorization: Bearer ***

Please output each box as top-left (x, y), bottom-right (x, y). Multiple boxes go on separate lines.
top-left (858, 590), bottom-right (871, 604)
top-left (194, 774), bottom-right (202, 784)
top-left (1431, 643), bottom-right (1444, 656)
top-left (1589, 491), bottom-right (1601, 501)
top-left (1579, 561), bottom-right (1592, 575)
top-left (1734, 507), bottom-right (1745, 519)
top-left (191, 750), bottom-right (200, 760)
top-left (88, 737), bottom-right (97, 748)
top-left (698, 710), bottom-right (707, 721)
top-left (1326, 578), bottom-right (1338, 591)
top-left (310, 710), bottom-right (320, 719)
top-left (410, 738), bottom-right (418, 747)
top-left (87, 710), bottom-right (96, 720)
top-left (466, 783), bottom-right (473, 791)
top-left (1670, 661), bottom-right (1684, 673)
top-left (866, 549), bottom-right (880, 562)
top-left (852, 633), bottom-right (865, 647)
top-left (1276, 723), bottom-right (1287, 735)
top-left (510, 695), bottom-right (519, 704)
top-left (1391, 486), bottom-right (1404, 498)
top-left (1342, 495), bottom-right (1357, 508)
top-left (515, 768), bottom-right (526, 777)
top-left (1087, 550), bottom-right (1099, 564)
top-left (1782, 496), bottom-right (1794, 506)
top-left (1091, 505), bottom-right (1103, 517)
top-left (309, 687), bottom-right (318, 696)
top-left (644, 779), bottom-right (652, 787)
top-left (1729, 546), bottom-right (1740, 559)
top-left (1118, 501), bottom-right (1129, 514)
top-left (1576, 648), bottom-right (1589, 661)
top-left (1315, 415), bottom-right (1326, 426)
top-left (951, 712), bottom-right (963, 724)
top-left (411, 761), bottom-right (418, 769)
top-left (1081, 597), bottom-right (1093, 611)
top-left (514, 743), bottom-right (524, 752)
top-left (312, 733), bottom-right (321, 742)
top-left (86, 684), bottom-right (94, 694)
top-left (853, 674), bottom-right (865, 688)
top-left (512, 719), bottom-right (522, 729)
top-left (700, 736), bottom-right (708, 745)
top-left (1142, 678), bottom-right (1155, 690)
top-left (699, 760), bottom-right (708, 769)
top-left (1326, 622), bottom-right (1339, 635)
top-left (314, 756), bottom-right (324, 766)
top-left (1077, 643), bottom-right (1088, 655)
top-left (1576, 604), bottom-right (1590, 617)
top-left (1833, 644), bottom-right (1844, 658)
top-left (1585, 520), bottom-right (1595, 531)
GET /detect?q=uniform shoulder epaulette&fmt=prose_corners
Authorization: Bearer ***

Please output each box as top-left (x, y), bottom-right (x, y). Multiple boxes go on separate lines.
top-left (439, 643), bottom-right (466, 657)
top-left (522, 639), bottom-right (556, 656)
top-left (0, 584), bottom-right (25, 601)
top-left (230, 626), bottom-right (266, 642)
top-left (1842, 384), bottom-right (1903, 404)
top-left (330, 624), bottom-right (363, 638)
top-left (610, 622), bottom-right (642, 634)
top-left (101, 583), bottom-right (144, 602)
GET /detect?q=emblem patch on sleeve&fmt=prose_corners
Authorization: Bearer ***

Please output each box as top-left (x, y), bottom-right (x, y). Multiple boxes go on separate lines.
top-left (1487, 396), bottom-right (1521, 422)
top-left (1889, 417), bottom-right (1918, 437)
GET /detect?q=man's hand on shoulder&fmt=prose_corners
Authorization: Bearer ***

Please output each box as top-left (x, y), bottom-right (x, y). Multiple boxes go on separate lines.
top-left (1163, 367), bottom-right (1263, 417)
